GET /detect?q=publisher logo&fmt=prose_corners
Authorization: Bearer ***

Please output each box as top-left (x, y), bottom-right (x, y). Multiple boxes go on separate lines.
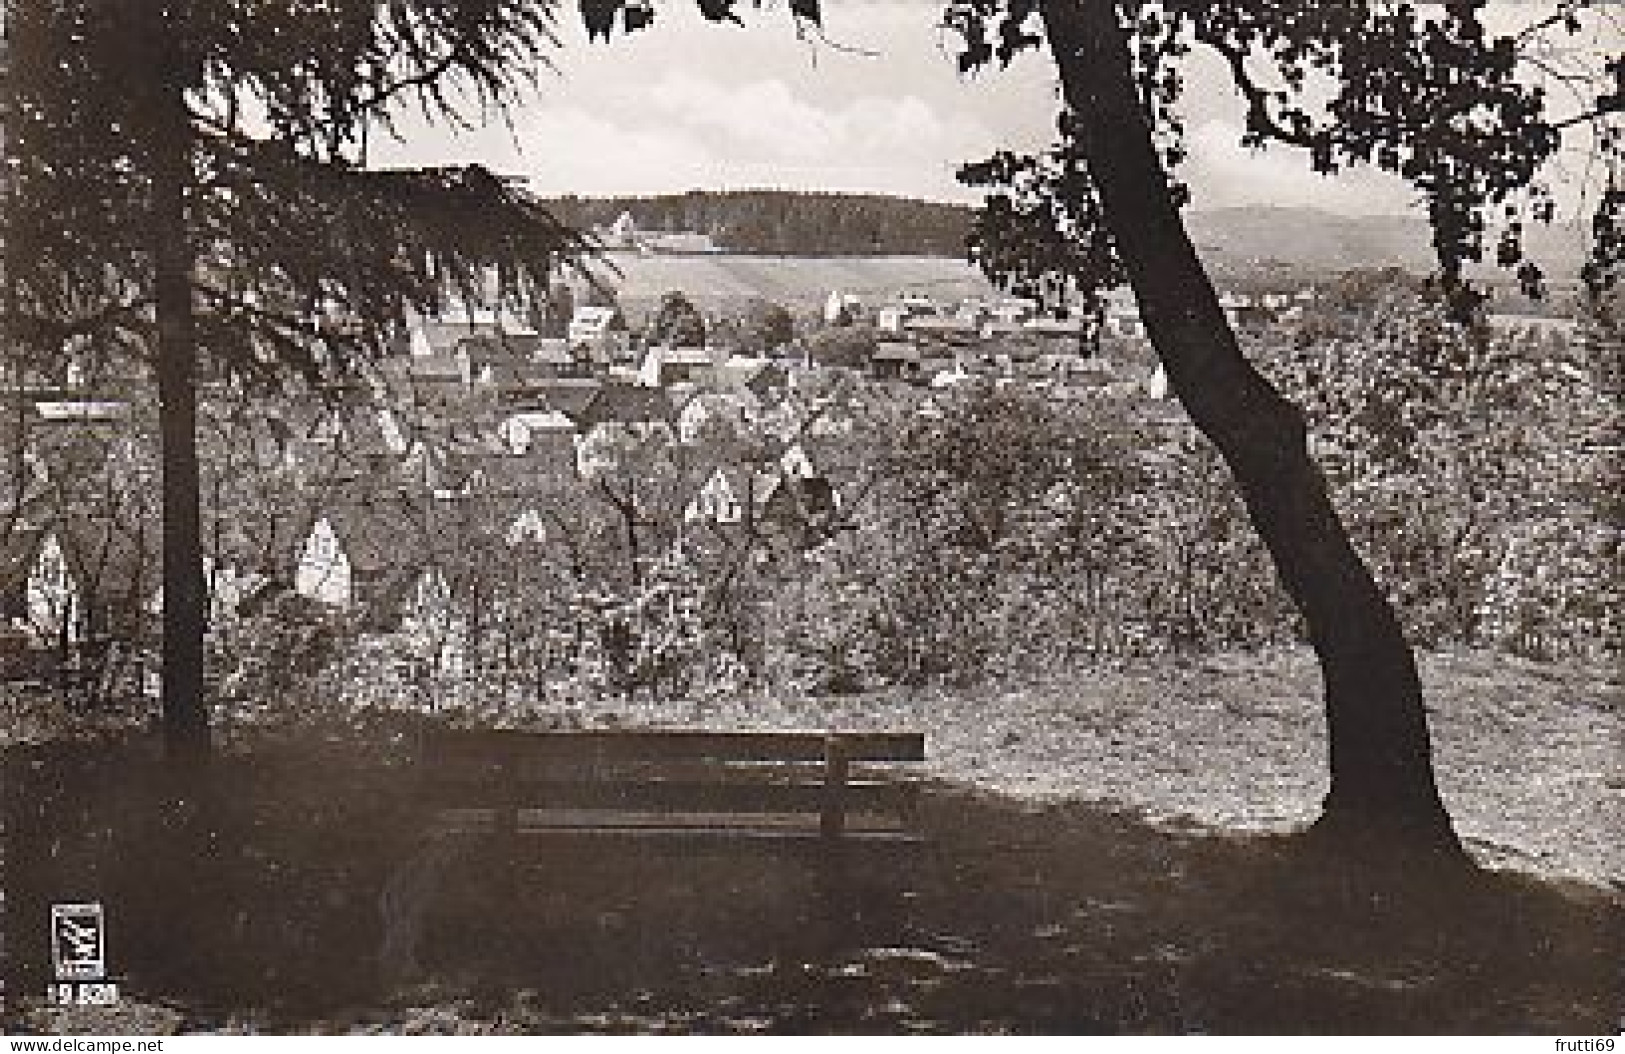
top-left (50, 903), bottom-right (105, 982)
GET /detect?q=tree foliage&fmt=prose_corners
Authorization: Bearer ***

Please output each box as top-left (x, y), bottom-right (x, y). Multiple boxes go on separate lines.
top-left (733, 298), bottom-right (795, 355)
top-left (802, 326), bottom-right (879, 370)
top-left (949, 1), bottom-right (1621, 317)
top-left (2, 0), bottom-right (593, 753)
top-left (648, 290), bottom-right (707, 348)
top-left (3, 0), bottom-right (590, 383)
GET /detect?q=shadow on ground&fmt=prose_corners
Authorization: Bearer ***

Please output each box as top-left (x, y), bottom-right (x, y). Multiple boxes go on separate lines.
top-left (3, 734), bottom-right (1618, 1034)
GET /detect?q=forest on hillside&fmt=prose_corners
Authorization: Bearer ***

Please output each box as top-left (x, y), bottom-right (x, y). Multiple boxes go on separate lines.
top-left (545, 191), bottom-right (975, 257)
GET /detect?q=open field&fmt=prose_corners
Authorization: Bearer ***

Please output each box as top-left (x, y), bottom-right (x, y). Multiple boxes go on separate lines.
top-left (588, 252), bottom-right (997, 316)
top-left (4, 647), bottom-right (1618, 1033)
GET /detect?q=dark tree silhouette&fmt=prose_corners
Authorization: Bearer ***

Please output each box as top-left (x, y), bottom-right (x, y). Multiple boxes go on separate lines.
top-left (735, 298), bottom-right (795, 355)
top-left (650, 290), bottom-right (708, 348)
top-left (584, 0), bottom-right (1620, 854)
top-left (948, 0), bottom-right (1619, 854)
top-left (2, 0), bottom-right (590, 762)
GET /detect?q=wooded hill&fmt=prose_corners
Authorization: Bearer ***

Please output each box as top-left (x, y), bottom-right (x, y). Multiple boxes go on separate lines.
top-left (543, 191), bottom-right (974, 257)
top-left (543, 192), bottom-right (1591, 285)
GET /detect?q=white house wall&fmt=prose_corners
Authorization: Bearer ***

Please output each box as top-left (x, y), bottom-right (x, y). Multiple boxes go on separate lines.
top-left (25, 534), bottom-right (81, 645)
top-left (295, 517), bottom-right (353, 608)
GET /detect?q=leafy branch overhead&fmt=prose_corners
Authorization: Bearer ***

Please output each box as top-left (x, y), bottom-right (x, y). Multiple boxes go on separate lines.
top-left (577, 0), bottom-right (822, 43)
top-left (3, 0), bottom-right (597, 387)
top-left (945, 0), bottom-right (1623, 317)
top-left (2, 0), bottom-right (618, 755)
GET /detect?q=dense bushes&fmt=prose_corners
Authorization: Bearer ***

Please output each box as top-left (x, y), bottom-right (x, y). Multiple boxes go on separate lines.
top-left (1264, 288), bottom-right (1619, 660)
top-left (754, 298), bottom-right (1617, 691)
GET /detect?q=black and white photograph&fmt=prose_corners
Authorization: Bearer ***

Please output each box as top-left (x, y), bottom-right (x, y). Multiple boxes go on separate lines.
top-left (0, 0), bottom-right (1619, 1037)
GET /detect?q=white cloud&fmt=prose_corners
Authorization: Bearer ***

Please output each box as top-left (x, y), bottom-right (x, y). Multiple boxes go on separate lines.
top-left (644, 72), bottom-right (994, 174)
top-left (650, 75), bottom-right (837, 160)
top-left (371, 4), bottom-right (1051, 202)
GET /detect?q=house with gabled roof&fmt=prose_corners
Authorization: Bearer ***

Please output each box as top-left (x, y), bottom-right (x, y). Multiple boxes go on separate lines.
top-left (505, 507), bottom-right (549, 548)
top-left (507, 376), bottom-right (599, 420)
top-left (903, 316), bottom-right (980, 348)
top-left (675, 390), bottom-right (756, 445)
top-left (577, 383), bottom-right (673, 434)
top-left (872, 341), bottom-right (922, 382)
top-left (526, 337), bottom-right (583, 376)
top-left (684, 467), bottom-right (747, 527)
top-left (568, 305), bottom-right (629, 362)
top-left (292, 482), bottom-right (444, 629)
top-left (639, 345), bottom-right (714, 388)
top-left (712, 356), bottom-right (788, 402)
top-left (462, 333), bottom-right (587, 390)
top-left (779, 442), bottom-right (816, 481)
top-left (681, 447), bottom-right (843, 552)
top-left (2, 507), bottom-right (157, 656)
top-left (294, 516), bottom-right (352, 608)
top-left (755, 473), bottom-right (842, 551)
top-left (497, 409), bottom-right (576, 456)
top-left (0, 528), bottom-right (78, 648)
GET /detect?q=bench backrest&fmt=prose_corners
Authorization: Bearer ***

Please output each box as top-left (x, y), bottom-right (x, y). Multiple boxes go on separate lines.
top-left (421, 729), bottom-right (926, 841)
top-left (426, 729), bottom-right (924, 765)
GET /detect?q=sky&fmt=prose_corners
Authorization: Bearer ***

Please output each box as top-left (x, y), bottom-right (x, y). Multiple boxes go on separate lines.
top-left (370, 1), bottom-right (1613, 219)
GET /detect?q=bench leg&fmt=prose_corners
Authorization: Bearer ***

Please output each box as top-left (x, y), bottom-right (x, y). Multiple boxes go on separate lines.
top-left (812, 846), bottom-right (856, 965)
top-left (378, 835), bottom-right (463, 985)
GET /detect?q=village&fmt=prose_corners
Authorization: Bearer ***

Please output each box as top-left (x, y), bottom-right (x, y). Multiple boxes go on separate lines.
top-left (4, 216), bottom-right (1604, 705)
top-left (0, 199), bottom-right (1300, 693)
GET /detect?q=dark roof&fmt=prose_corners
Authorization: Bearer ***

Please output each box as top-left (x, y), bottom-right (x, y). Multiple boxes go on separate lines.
top-left (486, 359), bottom-right (571, 391)
top-left (455, 335), bottom-right (514, 370)
top-left (459, 331), bottom-right (575, 370)
top-left (526, 378), bottom-right (603, 421)
top-left (588, 384), bottom-right (673, 427)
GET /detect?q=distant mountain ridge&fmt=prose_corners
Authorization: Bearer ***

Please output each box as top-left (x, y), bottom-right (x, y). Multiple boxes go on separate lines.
top-left (546, 191), bottom-right (1587, 280)
top-left (1186, 206), bottom-right (1588, 281)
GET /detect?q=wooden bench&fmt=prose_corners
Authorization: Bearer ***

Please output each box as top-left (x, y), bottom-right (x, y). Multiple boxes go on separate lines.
top-left (379, 728), bottom-right (927, 976)
top-left (421, 728), bottom-right (926, 846)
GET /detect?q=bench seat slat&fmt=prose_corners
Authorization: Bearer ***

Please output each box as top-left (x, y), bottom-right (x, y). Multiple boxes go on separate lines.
top-left (426, 730), bottom-right (925, 764)
top-left (435, 807), bottom-right (906, 830)
top-left (432, 810), bottom-right (924, 845)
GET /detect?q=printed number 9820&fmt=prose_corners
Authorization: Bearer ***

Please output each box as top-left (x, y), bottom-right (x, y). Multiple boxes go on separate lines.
top-left (48, 982), bottom-right (120, 1006)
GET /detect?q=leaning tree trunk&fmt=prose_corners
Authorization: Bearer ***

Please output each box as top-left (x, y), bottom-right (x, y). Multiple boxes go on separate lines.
top-left (1041, 0), bottom-right (1459, 851)
top-left (148, 53), bottom-right (210, 764)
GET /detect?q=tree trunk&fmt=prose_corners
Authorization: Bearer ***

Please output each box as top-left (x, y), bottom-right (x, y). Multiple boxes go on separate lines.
top-left (149, 58), bottom-right (210, 763)
top-left (1040, 0), bottom-right (1459, 850)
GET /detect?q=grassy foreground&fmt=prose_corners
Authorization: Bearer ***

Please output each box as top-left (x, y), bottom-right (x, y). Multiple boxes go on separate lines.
top-left (3, 647), bottom-right (1618, 1034)
top-left (535, 647), bottom-right (1623, 885)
